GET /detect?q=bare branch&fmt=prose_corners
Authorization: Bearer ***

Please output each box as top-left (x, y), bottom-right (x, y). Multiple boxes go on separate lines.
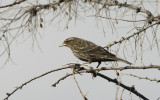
top-left (3, 66), bottom-right (71, 100)
top-left (73, 75), bottom-right (88, 100)
top-left (52, 64), bottom-right (151, 100)
top-left (96, 65), bottom-right (160, 71)
top-left (89, 0), bottom-right (154, 19)
top-left (123, 73), bottom-right (160, 83)
top-left (52, 73), bottom-right (73, 87)
top-left (97, 73), bottom-right (149, 100)
top-left (4, 63), bottom-right (158, 100)
top-left (52, 64), bottom-right (160, 83)
top-left (52, 71), bottom-right (149, 100)
top-left (89, 15), bottom-right (146, 22)
top-left (105, 21), bottom-right (160, 48)
top-left (0, 0), bottom-right (26, 8)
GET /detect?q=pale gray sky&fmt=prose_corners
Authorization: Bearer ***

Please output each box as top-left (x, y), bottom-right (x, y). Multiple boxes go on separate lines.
top-left (0, 0), bottom-right (160, 100)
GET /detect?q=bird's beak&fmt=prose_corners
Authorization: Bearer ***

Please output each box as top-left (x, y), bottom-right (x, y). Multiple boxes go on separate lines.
top-left (59, 43), bottom-right (66, 47)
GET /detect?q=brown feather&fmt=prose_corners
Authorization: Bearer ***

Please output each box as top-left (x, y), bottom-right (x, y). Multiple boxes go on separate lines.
top-left (62, 37), bottom-right (132, 67)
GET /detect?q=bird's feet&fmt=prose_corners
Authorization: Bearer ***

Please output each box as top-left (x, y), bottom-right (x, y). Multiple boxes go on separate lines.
top-left (88, 67), bottom-right (98, 78)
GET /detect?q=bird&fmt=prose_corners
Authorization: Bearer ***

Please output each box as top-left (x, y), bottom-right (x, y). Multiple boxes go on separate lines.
top-left (60, 37), bottom-right (132, 68)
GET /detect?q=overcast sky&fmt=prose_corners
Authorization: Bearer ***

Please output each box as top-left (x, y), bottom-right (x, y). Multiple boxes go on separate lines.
top-left (0, 1), bottom-right (160, 100)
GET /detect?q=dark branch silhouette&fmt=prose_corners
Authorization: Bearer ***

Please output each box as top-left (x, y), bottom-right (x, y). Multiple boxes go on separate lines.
top-left (97, 73), bottom-right (149, 100)
top-left (3, 64), bottom-right (159, 100)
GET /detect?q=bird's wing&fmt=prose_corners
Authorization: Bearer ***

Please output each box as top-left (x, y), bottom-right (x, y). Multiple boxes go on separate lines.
top-left (82, 46), bottom-right (116, 57)
top-left (72, 40), bottom-right (98, 52)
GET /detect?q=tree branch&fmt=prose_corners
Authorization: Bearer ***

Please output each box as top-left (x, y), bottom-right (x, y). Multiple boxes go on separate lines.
top-left (52, 73), bottom-right (73, 87)
top-left (123, 73), bottom-right (160, 83)
top-left (52, 65), bottom-right (151, 100)
top-left (89, 0), bottom-right (154, 19)
top-left (73, 75), bottom-right (88, 100)
top-left (79, 64), bottom-right (160, 72)
top-left (3, 66), bottom-right (71, 100)
top-left (4, 64), bottom-right (158, 100)
top-left (105, 21), bottom-right (160, 48)
top-left (97, 73), bottom-right (149, 100)
top-left (0, 0), bottom-right (26, 8)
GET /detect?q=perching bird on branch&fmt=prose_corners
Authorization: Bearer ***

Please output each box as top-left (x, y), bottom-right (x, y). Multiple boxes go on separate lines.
top-left (60, 37), bottom-right (132, 68)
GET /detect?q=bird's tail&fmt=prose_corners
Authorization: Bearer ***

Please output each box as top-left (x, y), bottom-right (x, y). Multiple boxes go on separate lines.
top-left (114, 57), bottom-right (132, 65)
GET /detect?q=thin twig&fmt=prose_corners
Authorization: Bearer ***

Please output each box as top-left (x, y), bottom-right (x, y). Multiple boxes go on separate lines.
top-left (105, 21), bottom-right (160, 48)
top-left (89, 0), bottom-right (154, 19)
top-left (123, 73), bottom-right (160, 82)
top-left (76, 64), bottom-right (160, 72)
top-left (52, 73), bottom-right (73, 87)
top-left (88, 15), bottom-right (146, 22)
top-left (0, 0), bottom-right (26, 8)
top-left (4, 64), bottom-right (159, 100)
top-left (3, 66), bottom-right (71, 100)
top-left (73, 74), bottom-right (88, 100)
top-left (52, 67), bottom-right (150, 100)
top-left (120, 89), bottom-right (125, 100)
top-left (97, 73), bottom-right (149, 100)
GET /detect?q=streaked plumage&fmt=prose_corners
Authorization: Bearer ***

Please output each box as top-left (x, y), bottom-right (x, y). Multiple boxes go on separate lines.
top-left (60, 37), bottom-right (132, 67)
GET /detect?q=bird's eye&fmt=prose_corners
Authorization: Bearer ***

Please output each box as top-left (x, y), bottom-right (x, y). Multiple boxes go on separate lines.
top-left (66, 40), bottom-right (70, 42)
top-left (65, 38), bottom-right (73, 43)
top-left (65, 40), bottom-right (70, 43)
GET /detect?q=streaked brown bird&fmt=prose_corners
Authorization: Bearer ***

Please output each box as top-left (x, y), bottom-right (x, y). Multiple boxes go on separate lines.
top-left (60, 37), bottom-right (132, 68)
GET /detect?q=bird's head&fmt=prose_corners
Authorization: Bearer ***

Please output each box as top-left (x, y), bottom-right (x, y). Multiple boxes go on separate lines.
top-left (60, 37), bottom-right (77, 47)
